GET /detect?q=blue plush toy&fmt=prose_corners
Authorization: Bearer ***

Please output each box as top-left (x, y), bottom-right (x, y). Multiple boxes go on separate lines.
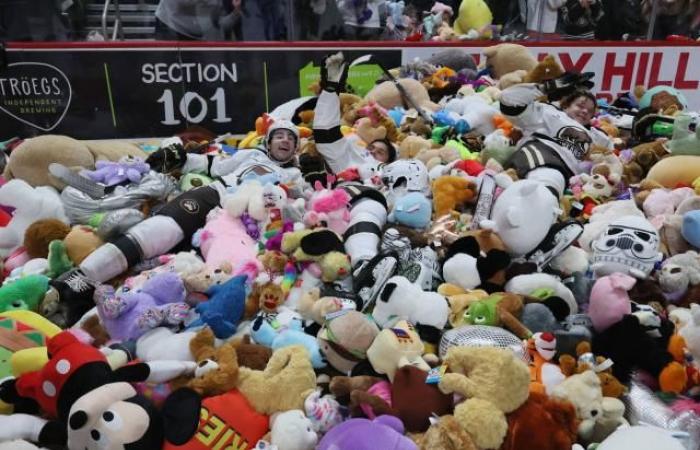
top-left (251, 316), bottom-right (327, 369)
top-left (682, 210), bottom-right (700, 249)
top-left (190, 275), bottom-right (247, 339)
top-left (388, 192), bottom-right (432, 229)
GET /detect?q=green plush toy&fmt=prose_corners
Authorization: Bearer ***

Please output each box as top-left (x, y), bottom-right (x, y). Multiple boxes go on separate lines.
top-left (666, 114), bottom-right (700, 155)
top-left (0, 274), bottom-right (50, 313)
top-left (47, 239), bottom-right (74, 278)
top-left (180, 172), bottom-right (214, 191)
top-left (463, 292), bottom-right (531, 339)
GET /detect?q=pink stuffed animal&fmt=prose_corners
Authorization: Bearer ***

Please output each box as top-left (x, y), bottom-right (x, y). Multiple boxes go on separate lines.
top-left (588, 273), bottom-right (636, 332)
top-left (303, 182), bottom-right (351, 235)
top-left (197, 208), bottom-right (258, 270)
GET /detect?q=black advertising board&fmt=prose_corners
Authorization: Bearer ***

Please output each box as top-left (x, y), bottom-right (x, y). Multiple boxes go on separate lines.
top-left (0, 45), bottom-right (402, 140)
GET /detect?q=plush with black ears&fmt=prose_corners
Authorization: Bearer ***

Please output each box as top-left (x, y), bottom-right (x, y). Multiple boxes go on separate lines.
top-left (441, 235), bottom-right (511, 293)
top-left (0, 331), bottom-right (198, 449)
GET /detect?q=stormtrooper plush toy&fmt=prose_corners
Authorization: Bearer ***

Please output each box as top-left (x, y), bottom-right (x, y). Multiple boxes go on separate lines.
top-left (591, 215), bottom-right (663, 279)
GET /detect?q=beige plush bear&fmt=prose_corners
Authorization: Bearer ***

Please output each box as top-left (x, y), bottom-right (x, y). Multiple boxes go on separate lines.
top-left (438, 346), bottom-right (530, 450)
top-left (483, 43), bottom-right (537, 80)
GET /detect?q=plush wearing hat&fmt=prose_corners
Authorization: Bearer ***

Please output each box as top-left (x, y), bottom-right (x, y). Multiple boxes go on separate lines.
top-left (366, 321), bottom-right (430, 382)
top-left (236, 345), bottom-right (316, 415)
top-left (317, 311), bottom-right (379, 374)
top-left (438, 346), bottom-right (530, 450)
top-left (22, 219), bottom-right (71, 259)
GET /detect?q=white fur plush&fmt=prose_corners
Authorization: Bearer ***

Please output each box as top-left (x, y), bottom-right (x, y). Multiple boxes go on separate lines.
top-left (0, 179), bottom-right (68, 258)
top-left (373, 276), bottom-right (449, 329)
top-left (550, 246), bottom-right (590, 275)
top-left (269, 410), bottom-right (318, 450)
top-left (505, 273), bottom-right (578, 314)
top-left (223, 180), bottom-right (266, 221)
top-left (442, 253), bottom-right (481, 291)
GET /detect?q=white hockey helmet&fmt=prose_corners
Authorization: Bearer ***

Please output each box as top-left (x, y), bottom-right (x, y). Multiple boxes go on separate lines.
top-left (380, 160), bottom-right (430, 196)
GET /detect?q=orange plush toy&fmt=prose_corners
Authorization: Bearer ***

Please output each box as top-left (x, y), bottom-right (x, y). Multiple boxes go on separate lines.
top-left (432, 175), bottom-right (477, 218)
top-left (527, 332), bottom-right (565, 395)
top-left (500, 391), bottom-right (578, 450)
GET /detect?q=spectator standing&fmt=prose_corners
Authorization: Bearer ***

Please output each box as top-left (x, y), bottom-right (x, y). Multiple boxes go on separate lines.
top-left (336, 0), bottom-right (385, 39)
top-left (155, 0), bottom-right (223, 40)
top-left (643, 0), bottom-right (698, 39)
top-left (525, 0), bottom-right (566, 39)
top-left (559, 0), bottom-right (604, 39)
top-left (596, 0), bottom-right (645, 40)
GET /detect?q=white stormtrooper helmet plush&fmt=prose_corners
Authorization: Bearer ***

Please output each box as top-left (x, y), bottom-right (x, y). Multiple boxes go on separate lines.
top-left (380, 160), bottom-right (430, 198)
top-left (591, 215), bottom-right (662, 279)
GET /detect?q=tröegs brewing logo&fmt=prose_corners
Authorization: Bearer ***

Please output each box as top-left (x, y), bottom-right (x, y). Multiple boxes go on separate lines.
top-left (0, 62), bottom-right (72, 131)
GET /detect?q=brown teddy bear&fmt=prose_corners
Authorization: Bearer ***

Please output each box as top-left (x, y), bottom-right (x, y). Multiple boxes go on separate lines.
top-left (623, 140), bottom-right (669, 184)
top-left (438, 346), bottom-right (530, 450)
top-left (414, 414), bottom-right (478, 450)
top-left (229, 335), bottom-right (272, 370)
top-left (5, 135), bottom-right (146, 190)
top-left (432, 176), bottom-right (477, 218)
top-left (187, 327), bottom-right (240, 397)
top-left (558, 341), bottom-right (627, 398)
top-left (23, 218), bottom-right (71, 259)
top-left (483, 43), bottom-right (537, 81)
top-left (237, 345), bottom-right (317, 415)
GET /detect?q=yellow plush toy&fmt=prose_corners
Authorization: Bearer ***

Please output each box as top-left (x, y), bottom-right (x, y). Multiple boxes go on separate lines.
top-left (453, 0), bottom-right (493, 36)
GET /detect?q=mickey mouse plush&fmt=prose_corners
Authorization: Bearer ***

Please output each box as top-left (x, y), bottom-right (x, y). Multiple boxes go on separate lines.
top-left (441, 235), bottom-right (511, 293)
top-left (0, 331), bottom-right (200, 449)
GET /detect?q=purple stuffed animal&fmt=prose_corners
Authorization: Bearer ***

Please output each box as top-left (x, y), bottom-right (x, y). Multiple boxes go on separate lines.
top-left (95, 271), bottom-right (190, 341)
top-left (317, 415), bottom-right (418, 450)
top-left (80, 156), bottom-right (150, 187)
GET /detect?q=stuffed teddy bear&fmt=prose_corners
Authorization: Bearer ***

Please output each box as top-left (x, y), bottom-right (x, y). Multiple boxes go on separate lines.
top-left (417, 414), bottom-right (478, 450)
top-left (94, 272), bottom-right (190, 342)
top-left (0, 179), bottom-right (68, 258)
top-left (4, 134), bottom-right (146, 190)
top-left (79, 156), bottom-right (150, 187)
top-left (432, 175), bottom-right (477, 218)
top-left (366, 320), bottom-right (430, 382)
top-left (22, 219), bottom-right (71, 259)
top-left (550, 370), bottom-right (629, 444)
top-left (558, 341), bottom-right (627, 398)
top-left (438, 346), bottom-right (530, 450)
top-left (258, 409), bottom-right (318, 450)
top-left (659, 250), bottom-right (700, 302)
top-left (483, 43), bottom-right (538, 80)
top-left (364, 78), bottom-right (439, 114)
top-left (296, 288), bottom-right (356, 327)
top-left (186, 327), bottom-right (239, 397)
top-left (62, 225), bottom-right (104, 265)
top-left (399, 135), bottom-right (432, 160)
top-left (236, 345), bottom-right (317, 415)
top-left (499, 390), bottom-right (578, 450)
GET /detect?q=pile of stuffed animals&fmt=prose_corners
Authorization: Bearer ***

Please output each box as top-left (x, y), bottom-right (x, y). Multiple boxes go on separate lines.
top-left (0, 43), bottom-right (699, 450)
